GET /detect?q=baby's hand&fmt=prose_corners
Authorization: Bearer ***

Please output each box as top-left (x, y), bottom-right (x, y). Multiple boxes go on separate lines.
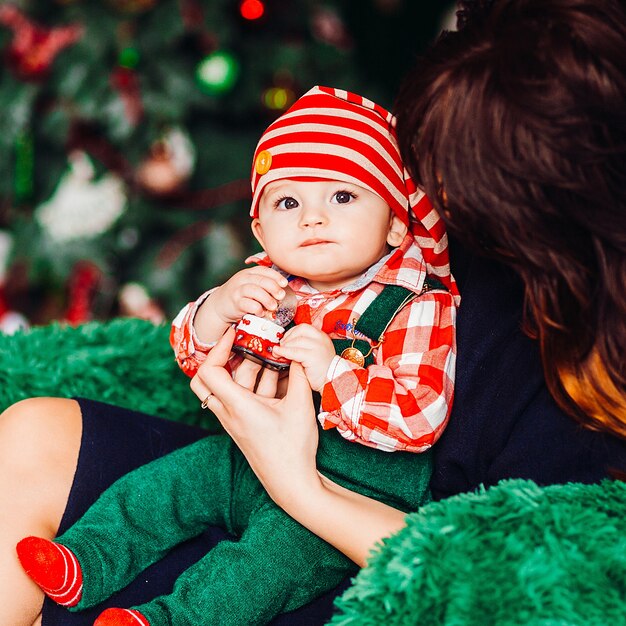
top-left (210, 267), bottom-right (288, 325)
top-left (272, 324), bottom-right (335, 391)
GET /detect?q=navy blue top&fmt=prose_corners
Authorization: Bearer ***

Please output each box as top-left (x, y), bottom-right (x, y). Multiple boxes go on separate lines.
top-left (430, 239), bottom-right (626, 500)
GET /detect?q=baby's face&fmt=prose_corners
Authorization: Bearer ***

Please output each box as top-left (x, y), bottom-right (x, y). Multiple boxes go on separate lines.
top-left (252, 179), bottom-right (405, 292)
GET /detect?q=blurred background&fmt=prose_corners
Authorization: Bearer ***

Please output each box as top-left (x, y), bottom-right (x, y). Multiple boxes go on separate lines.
top-left (0, 0), bottom-right (455, 331)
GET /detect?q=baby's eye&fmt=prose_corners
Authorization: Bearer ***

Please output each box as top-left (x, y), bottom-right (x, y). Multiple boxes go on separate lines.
top-left (332, 191), bottom-right (356, 204)
top-left (275, 196), bottom-right (299, 210)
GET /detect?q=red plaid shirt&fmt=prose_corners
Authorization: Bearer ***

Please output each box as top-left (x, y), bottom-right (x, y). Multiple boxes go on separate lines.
top-left (170, 234), bottom-right (457, 453)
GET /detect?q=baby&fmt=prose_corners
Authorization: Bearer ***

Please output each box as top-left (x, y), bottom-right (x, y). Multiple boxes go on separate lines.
top-left (17, 86), bottom-right (459, 626)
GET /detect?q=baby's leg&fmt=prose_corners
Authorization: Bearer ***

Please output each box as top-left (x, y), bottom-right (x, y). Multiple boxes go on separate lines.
top-left (131, 499), bottom-right (357, 626)
top-left (55, 433), bottom-right (241, 609)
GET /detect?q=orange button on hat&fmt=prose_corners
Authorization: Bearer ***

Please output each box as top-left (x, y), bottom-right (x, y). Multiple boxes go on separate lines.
top-left (255, 150), bottom-right (272, 175)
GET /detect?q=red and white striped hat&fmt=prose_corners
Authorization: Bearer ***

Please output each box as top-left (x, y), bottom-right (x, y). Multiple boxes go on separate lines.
top-left (250, 86), bottom-right (458, 301)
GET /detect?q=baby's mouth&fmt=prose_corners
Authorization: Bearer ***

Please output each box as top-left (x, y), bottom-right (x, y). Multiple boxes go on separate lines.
top-left (300, 239), bottom-right (331, 247)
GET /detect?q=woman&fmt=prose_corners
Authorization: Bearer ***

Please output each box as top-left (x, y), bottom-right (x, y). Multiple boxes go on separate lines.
top-left (1, 0), bottom-right (625, 623)
top-left (191, 0), bottom-right (626, 567)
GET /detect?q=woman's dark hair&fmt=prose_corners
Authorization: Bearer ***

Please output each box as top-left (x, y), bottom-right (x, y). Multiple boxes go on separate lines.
top-left (456, 0), bottom-right (497, 29)
top-left (395, 0), bottom-right (626, 436)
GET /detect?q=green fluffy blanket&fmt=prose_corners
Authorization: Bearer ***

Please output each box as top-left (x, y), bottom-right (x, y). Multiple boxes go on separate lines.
top-left (2, 319), bottom-right (624, 625)
top-left (0, 319), bottom-right (216, 429)
top-left (333, 479), bottom-right (626, 625)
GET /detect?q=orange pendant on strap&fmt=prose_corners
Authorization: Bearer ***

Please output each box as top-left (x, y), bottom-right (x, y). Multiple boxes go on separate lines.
top-left (341, 346), bottom-right (366, 367)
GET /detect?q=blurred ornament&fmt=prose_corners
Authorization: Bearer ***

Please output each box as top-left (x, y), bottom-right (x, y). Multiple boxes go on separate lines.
top-left (106, 0), bottom-right (157, 14)
top-left (311, 6), bottom-right (352, 50)
top-left (239, 0), bottom-right (265, 21)
top-left (64, 261), bottom-right (102, 325)
top-left (0, 231), bottom-right (29, 334)
top-left (136, 128), bottom-right (196, 195)
top-left (0, 4), bottom-right (83, 80)
top-left (0, 309), bottom-right (29, 335)
top-left (118, 46), bottom-right (140, 69)
top-left (196, 51), bottom-right (239, 96)
top-left (118, 282), bottom-right (165, 324)
top-left (117, 227), bottom-right (140, 250)
top-left (262, 86), bottom-right (295, 111)
top-left (36, 151), bottom-right (127, 243)
top-left (110, 66), bottom-right (143, 127)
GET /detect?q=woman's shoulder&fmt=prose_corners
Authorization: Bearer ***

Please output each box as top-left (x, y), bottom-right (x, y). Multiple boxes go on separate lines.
top-left (432, 239), bottom-right (626, 499)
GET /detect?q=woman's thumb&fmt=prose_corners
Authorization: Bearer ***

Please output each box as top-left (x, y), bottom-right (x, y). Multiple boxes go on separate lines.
top-left (285, 362), bottom-right (312, 398)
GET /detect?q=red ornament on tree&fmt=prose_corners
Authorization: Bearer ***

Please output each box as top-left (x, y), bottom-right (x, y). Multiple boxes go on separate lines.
top-left (110, 66), bottom-right (144, 127)
top-left (63, 262), bottom-right (102, 325)
top-left (0, 5), bottom-right (83, 80)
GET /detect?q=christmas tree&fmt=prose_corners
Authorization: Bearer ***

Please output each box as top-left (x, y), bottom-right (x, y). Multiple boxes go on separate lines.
top-left (0, 0), bottom-right (454, 327)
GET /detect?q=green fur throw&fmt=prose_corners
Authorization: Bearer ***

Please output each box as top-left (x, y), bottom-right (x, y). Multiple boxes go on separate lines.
top-left (0, 319), bottom-right (217, 429)
top-left (332, 479), bottom-right (626, 625)
top-left (2, 321), bottom-right (624, 624)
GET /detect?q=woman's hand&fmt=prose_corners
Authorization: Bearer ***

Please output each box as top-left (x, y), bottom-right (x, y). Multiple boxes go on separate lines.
top-left (190, 328), bottom-right (322, 509)
top-left (190, 328), bottom-right (409, 567)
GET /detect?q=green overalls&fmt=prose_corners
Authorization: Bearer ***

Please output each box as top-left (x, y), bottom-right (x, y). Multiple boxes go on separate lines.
top-left (57, 285), bottom-right (434, 625)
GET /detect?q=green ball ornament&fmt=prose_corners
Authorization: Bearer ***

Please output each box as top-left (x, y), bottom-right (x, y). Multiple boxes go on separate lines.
top-left (118, 47), bottom-right (140, 69)
top-left (196, 51), bottom-right (239, 95)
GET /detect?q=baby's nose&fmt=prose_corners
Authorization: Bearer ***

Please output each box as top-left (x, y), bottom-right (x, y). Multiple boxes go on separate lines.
top-left (299, 207), bottom-right (327, 227)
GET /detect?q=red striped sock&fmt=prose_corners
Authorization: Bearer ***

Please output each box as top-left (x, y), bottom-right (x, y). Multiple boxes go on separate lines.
top-left (94, 608), bottom-right (151, 626)
top-left (16, 536), bottom-right (83, 607)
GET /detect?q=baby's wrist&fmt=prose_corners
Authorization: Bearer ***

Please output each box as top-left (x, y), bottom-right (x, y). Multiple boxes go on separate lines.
top-left (204, 290), bottom-right (238, 324)
top-left (194, 294), bottom-right (234, 342)
top-left (310, 357), bottom-right (334, 392)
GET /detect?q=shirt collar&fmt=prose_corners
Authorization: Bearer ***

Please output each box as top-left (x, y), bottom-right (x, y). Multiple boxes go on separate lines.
top-left (245, 233), bottom-right (426, 296)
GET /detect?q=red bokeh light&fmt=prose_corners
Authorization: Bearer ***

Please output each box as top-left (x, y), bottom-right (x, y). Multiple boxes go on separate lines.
top-left (240, 0), bottom-right (264, 21)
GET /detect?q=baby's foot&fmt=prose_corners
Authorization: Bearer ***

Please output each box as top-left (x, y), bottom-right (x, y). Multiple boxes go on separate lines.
top-left (16, 536), bottom-right (83, 606)
top-left (94, 608), bottom-right (150, 625)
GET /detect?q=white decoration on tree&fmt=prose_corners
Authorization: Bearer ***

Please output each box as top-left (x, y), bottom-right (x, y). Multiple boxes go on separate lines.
top-left (35, 151), bottom-right (127, 242)
top-left (0, 230), bottom-right (13, 284)
top-left (0, 230), bottom-right (29, 334)
top-left (163, 127), bottom-right (196, 179)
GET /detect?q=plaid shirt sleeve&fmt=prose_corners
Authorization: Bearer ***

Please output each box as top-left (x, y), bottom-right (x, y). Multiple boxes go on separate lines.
top-left (169, 290), bottom-right (215, 378)
top-left (319, 290), bottom-right (456, 453)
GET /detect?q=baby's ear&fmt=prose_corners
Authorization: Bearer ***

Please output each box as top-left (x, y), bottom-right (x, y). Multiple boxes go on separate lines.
top-left (251, 219), bottom-right (265, 248)
top-left (387, 215), bottom-right (408, 247)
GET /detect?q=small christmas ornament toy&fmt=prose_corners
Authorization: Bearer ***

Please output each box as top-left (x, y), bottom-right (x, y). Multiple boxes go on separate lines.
top-left (232, 285), bottom-right (297, 370)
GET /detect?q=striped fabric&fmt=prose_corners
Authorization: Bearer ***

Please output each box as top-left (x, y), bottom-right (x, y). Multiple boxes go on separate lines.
top-left (249, 85), bottom-right (459, 304)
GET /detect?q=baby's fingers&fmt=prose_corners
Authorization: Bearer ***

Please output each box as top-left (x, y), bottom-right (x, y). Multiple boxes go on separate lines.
top-left (240, 268), bottom-right (288, 301)
top-left (236, 284), bottom-right (281, 315)
top-left (273, 340), bottom-right (317, 361)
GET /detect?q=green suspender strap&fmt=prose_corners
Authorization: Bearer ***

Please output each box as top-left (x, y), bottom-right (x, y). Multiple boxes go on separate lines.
top-left (317, 277), bottom-right (447, 513)
top-left (331, 277), bottom-right (446, 366)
